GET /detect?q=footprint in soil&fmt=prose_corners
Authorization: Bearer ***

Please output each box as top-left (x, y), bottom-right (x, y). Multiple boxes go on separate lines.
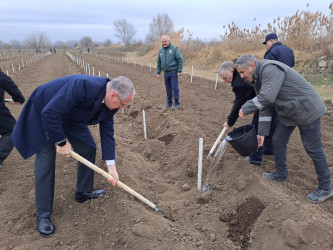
top-left (158, 134), bottom-right (176, 145)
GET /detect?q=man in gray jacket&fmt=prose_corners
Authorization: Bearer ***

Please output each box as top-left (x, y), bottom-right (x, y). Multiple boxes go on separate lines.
top-left (235, 54), bottom-right (332, 203)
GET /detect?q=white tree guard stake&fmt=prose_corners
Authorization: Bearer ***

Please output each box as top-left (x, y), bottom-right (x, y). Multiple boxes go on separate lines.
top-left (198, 138), bottom-right (203, 191)
top-left (107, 73), bottom-right (109, 78)
top-left (191, 66), bottom-right (194, 83)
top-left (18, 65), bottom-right (20, 71)
top-left (142, 110), bottom-right (147, 140)
top-left (22, 59), bottom-right (24, 68)
top-left (6, 70), bottom-right (9, 76)
top-left (88, 64), bottom-right (91, 75)
top-left (12, 64), bottom-right (15, 73)
top-left (215, 73), bottom-right (219, 89)
top-left (99, 71), bottom-right (101, 77)
top-left (93, 67), bottom-right (95, 76)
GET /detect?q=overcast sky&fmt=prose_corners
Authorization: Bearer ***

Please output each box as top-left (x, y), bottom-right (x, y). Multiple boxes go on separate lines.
top-left (0, 0), bottom-right (331, 44)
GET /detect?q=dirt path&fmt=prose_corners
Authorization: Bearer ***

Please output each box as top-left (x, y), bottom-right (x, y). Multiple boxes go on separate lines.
top-left (1, 51), bottom-right (333, 249)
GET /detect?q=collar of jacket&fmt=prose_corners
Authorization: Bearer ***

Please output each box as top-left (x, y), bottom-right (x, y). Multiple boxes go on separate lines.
top-left (270, 41), bottom-right (282, 49)
top-left (252, 60), bottom-right (262, 84)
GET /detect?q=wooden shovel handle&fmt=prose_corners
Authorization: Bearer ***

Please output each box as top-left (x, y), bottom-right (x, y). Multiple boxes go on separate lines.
top-left (70, 151), bottom-right (156, 209)
top-left (208, 127), bottom-right (227, 157)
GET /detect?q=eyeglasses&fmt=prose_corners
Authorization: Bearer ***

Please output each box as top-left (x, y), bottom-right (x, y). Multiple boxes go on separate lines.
top-left (117, 94), bottom-right (125, 108)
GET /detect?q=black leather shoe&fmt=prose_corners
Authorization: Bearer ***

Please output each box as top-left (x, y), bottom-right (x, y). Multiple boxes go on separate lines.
top-left (36, 217), bottom-right (55, 238)
top-left (75, 189), bottom-right (106, 203)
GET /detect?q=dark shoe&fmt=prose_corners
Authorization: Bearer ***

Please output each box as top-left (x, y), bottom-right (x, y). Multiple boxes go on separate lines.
top-left (262, 150), bottom-right (274, 155)
top-left (306, 188), bottom-right (333, 203)
top-left (262, 172), bottom-right (287, 183)
top-left (244, 157), bottom-right (261, 166)
top-left (164, 104), bottom-right (172, 109)
top-left (36, 217), bottom-right (55, 238)
top-left (75, 189), bottom-right (106, 203)
top-left (173, 104), bottom-right (179, 110)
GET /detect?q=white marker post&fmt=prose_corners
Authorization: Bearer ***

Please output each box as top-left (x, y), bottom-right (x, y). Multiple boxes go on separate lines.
top-left (215, 73), bottom-right (219, 89)
top-left (142, 110), bottom-right (147, 140)
top-left (198, 138), bottom-right (203, 191)
top-left (191, 66), bottom-right (194, 83)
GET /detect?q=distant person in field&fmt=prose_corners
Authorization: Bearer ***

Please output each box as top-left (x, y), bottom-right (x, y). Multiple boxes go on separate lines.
top-left (12, 75), bottom-right (135, 237)
top-left (0, 69), bottom-right (25, 169)
top-left (157, 35), bottom-right (183, 111)
top-left (236, 54), bottom-right (332, 203)
top-left (263, 33), bottom-right (295, 68)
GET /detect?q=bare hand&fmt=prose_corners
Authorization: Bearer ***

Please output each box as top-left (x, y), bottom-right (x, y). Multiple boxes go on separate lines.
top-left (239, 109), bottom-right (245, 118)
top-left (223, 122), bottom-right (231, 130)
top-left (177, 72), bottom-right (181, 77)
top-left (257, 135), bottom-right (265, 148)
top-left (107, 164), bottom-right (119, 186)
top-left (56, 141), bottom-right (72, 157)
top-left (157, 74), bottom-right (160, 79)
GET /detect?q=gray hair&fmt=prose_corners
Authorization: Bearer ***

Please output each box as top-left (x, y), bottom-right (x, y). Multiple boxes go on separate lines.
top-left (234, 55), bottom-right (258, 69)
top-left (217, 61), bottom-right (234, 75)
top-left (161, 35), bottom-right (170, 41)
top-left (108, 76), bottom-right (136, 100)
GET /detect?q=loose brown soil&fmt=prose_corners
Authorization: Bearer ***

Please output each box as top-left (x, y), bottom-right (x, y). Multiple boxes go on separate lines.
top-left (1, 51), bottom-right (333, 249)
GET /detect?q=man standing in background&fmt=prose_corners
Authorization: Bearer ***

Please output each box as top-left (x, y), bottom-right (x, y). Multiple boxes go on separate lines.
top-left (263, 33), bottom-right (295, 68)
top-left (0, 69), bottom-right (25, 169)
top-left (157, 35), bottom-right (183, 111)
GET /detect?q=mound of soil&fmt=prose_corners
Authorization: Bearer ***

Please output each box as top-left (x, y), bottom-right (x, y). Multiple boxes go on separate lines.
top-left (1, 51), bottom-right (333, 249)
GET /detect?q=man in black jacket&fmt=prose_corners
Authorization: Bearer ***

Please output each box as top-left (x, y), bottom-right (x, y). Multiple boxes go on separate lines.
top-left (263, 33), bottom-right (295, 68)
top-left (218, 61), bottom-right (265, 165)
top-left (0, 69), bottom-right (25, 169)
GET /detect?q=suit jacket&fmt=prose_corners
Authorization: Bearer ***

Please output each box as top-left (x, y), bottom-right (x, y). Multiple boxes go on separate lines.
top-left (0, 69), bottom-right (25, 133)
top-left (12, 75), bottom-right (118, 159)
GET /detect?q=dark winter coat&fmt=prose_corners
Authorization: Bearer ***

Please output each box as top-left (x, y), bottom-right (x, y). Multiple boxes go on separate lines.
top-left (0, 69), bottom-right (25, 134)
top-left (264, 42), bottom-right (295, 68)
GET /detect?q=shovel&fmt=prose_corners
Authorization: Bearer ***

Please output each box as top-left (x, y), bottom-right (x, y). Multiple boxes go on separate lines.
top-left (207, 127), bottom-right (227, 159)
top-left (70, 151), bottom-right (171, 220)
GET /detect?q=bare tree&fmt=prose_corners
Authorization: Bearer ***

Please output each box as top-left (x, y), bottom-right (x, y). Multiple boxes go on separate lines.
top-left (25, 32), bottom-right (50, 52)
top-left (80, 36), bottom-right (94, 49)
top-left (104, 38), bottom-right (112, 46)
top-left (66, 40), bottom-right (78, 49)
top-left (146, 13), bottom-right (174, 43)
top-left (113, 19), bottom-right (136, 46)
top-left (10, 39), bottom-right (22, 50)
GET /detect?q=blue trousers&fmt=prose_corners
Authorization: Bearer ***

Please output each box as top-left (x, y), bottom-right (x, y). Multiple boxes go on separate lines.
top-left (164, 72), bottom-right (179, 106)
top-left (250, 110), bottom-right (277, 162)
top-left (35, 134), bottom-right (96, 217)
top-left (273, 118), bottom-right (331, 190)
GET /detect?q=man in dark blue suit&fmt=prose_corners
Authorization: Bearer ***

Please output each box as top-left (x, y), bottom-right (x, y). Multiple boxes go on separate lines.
top-left (12, 75), bottom-right (135, 237)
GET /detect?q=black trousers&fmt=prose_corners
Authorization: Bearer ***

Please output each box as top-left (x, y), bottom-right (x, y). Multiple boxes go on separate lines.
top-left (0, 132), bottom-right (14, 165)
top-left (34, 134), bottom-right (96, 217)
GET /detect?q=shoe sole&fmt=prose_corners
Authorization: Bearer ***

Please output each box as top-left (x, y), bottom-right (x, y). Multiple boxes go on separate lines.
top-left (37, 225), bottom-right (56, 238)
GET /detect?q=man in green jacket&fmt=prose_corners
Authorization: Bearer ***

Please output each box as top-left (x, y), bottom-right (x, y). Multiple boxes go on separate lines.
top-left (157, 35), bottom-right (183, 110)
top-left (236, 54), bottom-right (332, 203)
